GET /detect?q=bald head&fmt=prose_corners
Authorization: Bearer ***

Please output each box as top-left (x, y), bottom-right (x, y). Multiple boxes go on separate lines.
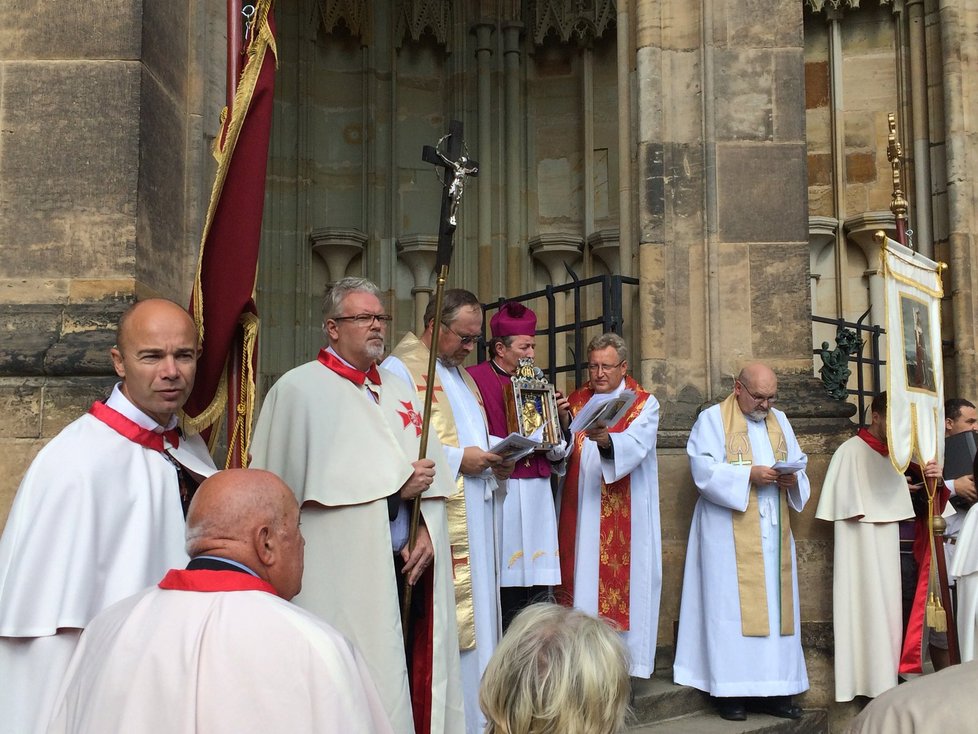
top-left (186, 469), bottom-right (305, 600)
top-left (110, 299), bottom-right (199, 426)
top-left (734, 362), bottom-right (779, 421)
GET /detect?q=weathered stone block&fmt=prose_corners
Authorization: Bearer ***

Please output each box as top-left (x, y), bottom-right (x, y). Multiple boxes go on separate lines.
top-left (808, 152), bottom-right (832, 187)
top-left (774, 49), bottom-right (805, 142)
top-left (724, 0), bottom-right (803, 48)
top-left (717, 144), bottom-right (808, 243)
top-left (0, 0), bottom-right (140, 60)
top-left (639, 142), bottom-right (665, 243)
top-left (845, 151), bottom-right (877, 183)
top-left (41, 379), bottom-right (115, 437)
top-left (714, 49), bottom-right (773, 141)
top-left (805, 60), bottom-right (830, 110)
top-left (142, 0), bottom-right (189, 105)
top-left (0, 382), bottom-right (42, 439)
top-left (750, 243), bottom-right (811, 358)
top-left (0, 61), bottom-right (139, 278)
top-left (136, 66), bottom-right (191, 298)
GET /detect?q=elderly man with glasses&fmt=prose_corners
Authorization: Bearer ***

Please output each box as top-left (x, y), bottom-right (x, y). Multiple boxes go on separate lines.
top-left (675, 362), bottom-right (810, 722)
top-left (555, 332), bottom-right (662, 679)
top-left (251, 276), bottom-right (464, 734)
top-left (385, 288), bottom-right (511, 734)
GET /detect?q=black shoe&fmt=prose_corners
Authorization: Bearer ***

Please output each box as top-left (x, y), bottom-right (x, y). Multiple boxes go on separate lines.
top-left (712, 696), bottom-right (747, 721)
top-left (746, 695), bottom-right (803, 719)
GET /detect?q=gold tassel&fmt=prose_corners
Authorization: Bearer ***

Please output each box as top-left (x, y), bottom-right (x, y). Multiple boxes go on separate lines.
top-left (926, 592), bottom-right (947, 632)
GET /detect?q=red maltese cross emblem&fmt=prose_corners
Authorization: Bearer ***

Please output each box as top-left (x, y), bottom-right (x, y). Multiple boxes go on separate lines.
top-left (397, 401), bottom-right (423, 437)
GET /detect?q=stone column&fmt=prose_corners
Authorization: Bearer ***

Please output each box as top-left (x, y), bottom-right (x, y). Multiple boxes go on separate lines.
top-left (938, 0), bottom-right (978, 393)
top-left (845, 212), bottom-right (896, 330)
top-left (529, 234), bottom-right (583, 393)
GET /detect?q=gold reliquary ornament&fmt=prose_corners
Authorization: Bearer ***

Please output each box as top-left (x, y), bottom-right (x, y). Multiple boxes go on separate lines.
top-left (505, 357), bottom-right (561, 449)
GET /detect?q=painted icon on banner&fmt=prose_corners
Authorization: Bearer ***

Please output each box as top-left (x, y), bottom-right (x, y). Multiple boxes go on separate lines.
top-left (901, 294), bottom-right (936, 392)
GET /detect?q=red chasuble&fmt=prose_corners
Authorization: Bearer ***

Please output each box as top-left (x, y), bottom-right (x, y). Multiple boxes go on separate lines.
top-left (556, 376), bottom-right (650, 629)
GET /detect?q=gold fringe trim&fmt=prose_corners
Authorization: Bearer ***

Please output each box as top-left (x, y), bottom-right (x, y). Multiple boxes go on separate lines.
top-left (188, 0), bottom-right (276, 437)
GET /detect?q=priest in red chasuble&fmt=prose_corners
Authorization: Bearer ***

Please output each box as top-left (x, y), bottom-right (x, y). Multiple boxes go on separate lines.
top-left (250, 277), bottom-right (464, 734)
top-left (0, 299), bottom-right (217, 734)
top-left (675, 363), bottom-right (809, 722)
top-left (467, 302), bottom-right (571, 628)
top-left (47, 469), bottom-right (392, 733)
top-left (556, 332), bottom-right (661, 679)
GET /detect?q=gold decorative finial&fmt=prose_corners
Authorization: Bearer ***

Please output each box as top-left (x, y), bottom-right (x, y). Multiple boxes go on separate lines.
top-left (887, 113), bottom-right (908, 224)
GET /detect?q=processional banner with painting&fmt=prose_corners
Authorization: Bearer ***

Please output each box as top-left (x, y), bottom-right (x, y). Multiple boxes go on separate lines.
top-left (881, 231), bottom-right (953, 669)
top-left (881, 232), bottom-right (945, 471)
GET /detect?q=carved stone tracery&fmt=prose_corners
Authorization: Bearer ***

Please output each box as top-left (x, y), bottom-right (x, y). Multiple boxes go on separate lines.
top-left (527, 0), bottom-right (616, 47)
top-left (317, 0), bottom-right (369, 40)
top-left (804, 0), bottom-right (892, 11)
top-left (395, 0), bottom-right (452, 50)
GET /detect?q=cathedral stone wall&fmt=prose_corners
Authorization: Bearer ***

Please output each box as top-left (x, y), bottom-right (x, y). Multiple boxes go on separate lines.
top-left (0, 1), bottom-right (222, 525)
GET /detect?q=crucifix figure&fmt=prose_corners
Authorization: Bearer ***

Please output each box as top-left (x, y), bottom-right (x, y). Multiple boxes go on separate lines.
top-left (422, 120), bottom-right (479, 269)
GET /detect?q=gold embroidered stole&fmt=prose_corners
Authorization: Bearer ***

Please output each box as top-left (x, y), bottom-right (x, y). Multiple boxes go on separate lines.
top-left (391, 332), bottom-right (477, 649)
top-left (719, 393), bottom-right (794, 637)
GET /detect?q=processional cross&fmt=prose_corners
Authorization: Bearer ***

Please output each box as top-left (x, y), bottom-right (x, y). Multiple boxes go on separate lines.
top-left (402, 121), bottom-right (478, 637)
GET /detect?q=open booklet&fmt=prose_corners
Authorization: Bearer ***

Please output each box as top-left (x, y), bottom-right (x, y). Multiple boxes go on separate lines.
top-left (489, 426), bottom-right (546, 463)
top-left (772, 460), bottom-right (805, 474)
top-left (568, 390), bottom-right (638, 434)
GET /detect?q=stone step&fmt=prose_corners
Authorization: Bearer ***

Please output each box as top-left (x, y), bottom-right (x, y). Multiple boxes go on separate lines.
top-left (629, 709), bottom-right (829, 734)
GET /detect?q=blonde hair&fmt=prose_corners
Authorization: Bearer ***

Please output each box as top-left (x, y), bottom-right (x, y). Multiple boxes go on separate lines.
top-left (480, 603), bottom-right (630, 734)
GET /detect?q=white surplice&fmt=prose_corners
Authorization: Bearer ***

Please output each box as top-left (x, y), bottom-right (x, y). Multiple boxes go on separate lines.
top-left (45, 580), bottom-right (393, 734)
top-left (674, 405), bottom-right (810, 697)
top-left (815, 434), bottom-right (913, 701)
top-left (384, 354), bottom-right (501, 734)
top-left (567, 382), bottom-right (661, 678)
top-left (0, 385), bottom-right (215, 734)
top-left (951, 504), bottom-right (978, 662)
top-left (250, 359), bottom-right (464, 734)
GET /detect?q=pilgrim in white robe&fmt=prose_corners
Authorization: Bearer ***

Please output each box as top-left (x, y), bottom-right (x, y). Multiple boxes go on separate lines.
top-left (46, 569), bottom-right (393, 734)
top-left (385, 350), bottom-right (502, 734)
top-left (561, 381), bottom-right (661, 678)
top-left (250, 356), bottom-right (464, 734)
top-left (815, 433), bottom-right (913, 701)
top-left (951, 504), bottom-right (978, 662)
top-left (674, 405), bottom-right (810, 697)
top-left (0, 385), bottom-right (216, 734)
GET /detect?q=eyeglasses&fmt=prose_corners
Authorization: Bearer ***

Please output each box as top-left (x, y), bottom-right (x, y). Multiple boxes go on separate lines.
top-left (587, 360), bottom-right (624, 374)
top-left (443, 323), bottom-right (481, 346)
top-left (331, 313), bottom-right (393, 327)
top-left (738, 381), bottom-right (777, 405)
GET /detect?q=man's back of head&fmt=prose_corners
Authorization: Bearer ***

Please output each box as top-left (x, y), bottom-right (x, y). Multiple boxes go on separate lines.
top-left (185, 469), bottom-right (305, 600)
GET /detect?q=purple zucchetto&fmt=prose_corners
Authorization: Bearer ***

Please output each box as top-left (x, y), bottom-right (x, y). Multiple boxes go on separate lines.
top-left (490, 302), bottom-right (537, 338)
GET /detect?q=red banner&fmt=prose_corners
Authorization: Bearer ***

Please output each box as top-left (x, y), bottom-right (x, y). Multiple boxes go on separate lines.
top-left (183, 1), bottom-right (277, 467)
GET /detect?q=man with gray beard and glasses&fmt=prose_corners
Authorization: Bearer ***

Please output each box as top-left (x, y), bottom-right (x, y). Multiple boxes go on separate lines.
top-left (251, 277), bottom-right (463, 734)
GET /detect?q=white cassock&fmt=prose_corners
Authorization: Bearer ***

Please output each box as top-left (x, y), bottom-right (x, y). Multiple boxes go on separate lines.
top-left (567, 383), bottom-right (661, 678)
top-left (0, 385), bottom-right (215, 734)
top-left (385, 354), bottom-right (501, 734)
top-left (815, 434), bottom-right (912, 701)
top-left (951, 505), bottom-right (978, 662)
top-left (674, 405), bottom-right (810, 697)
top-left (250, 356), bottom-right (464, 734)
top-left (45, 570), bottom-right (393, 734)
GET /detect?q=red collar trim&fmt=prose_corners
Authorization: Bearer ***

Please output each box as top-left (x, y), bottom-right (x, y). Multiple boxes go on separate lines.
top-left (857, 427), bottom-right (889, 457)
top-left (317, 349), bottom-right (382, 388)
top-left (158, 569), bottom-right (278, 595)
top-left (89, 401), bottom-right (179, 450)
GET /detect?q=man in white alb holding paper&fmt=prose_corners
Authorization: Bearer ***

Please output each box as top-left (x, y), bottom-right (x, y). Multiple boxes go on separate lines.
top-left (675, 363), bottom-right (809, 721)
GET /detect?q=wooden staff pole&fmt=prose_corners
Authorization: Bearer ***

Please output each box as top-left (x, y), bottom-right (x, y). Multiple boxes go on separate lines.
top-left (401, 265), bottom-right (449, 634)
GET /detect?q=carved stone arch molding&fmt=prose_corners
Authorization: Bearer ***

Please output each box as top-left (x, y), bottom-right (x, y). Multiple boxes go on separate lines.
top-left (316, 0), bottom-right (370, 42)
top-left (527, 0), bottom-right (617, 47)
top-left (394, 0), bottom-right (452, 51)
top-left (805, 0), bottom-right (891, 10)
